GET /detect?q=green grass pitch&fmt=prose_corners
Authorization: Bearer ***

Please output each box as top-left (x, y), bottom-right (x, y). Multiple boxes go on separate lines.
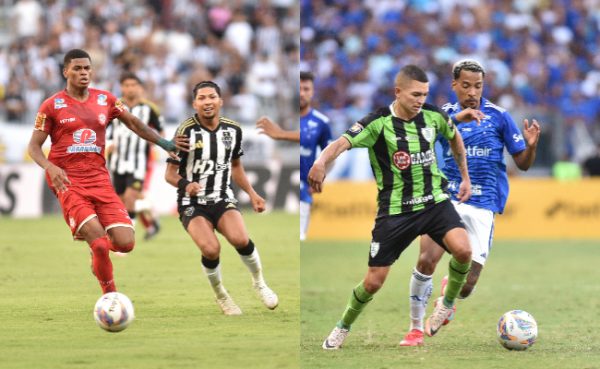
top-left (0, 212), bottom-right (298, 369)
top-left (301, 239), bottom-right (600, 369)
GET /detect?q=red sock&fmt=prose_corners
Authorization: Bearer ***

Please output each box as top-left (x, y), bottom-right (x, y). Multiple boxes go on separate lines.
top-left (139, 211), bottom-right (153, 230)
top-left (90, 237), bottom-right (116, 293)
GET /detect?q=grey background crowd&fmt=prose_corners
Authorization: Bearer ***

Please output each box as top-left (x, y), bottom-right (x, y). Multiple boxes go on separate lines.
top-left (0, 0), bottom-right (298, 132)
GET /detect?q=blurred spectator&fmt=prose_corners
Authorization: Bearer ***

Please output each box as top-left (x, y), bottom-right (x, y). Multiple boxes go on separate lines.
top-left (11, 0), bottom-right (43, 40)
top-left (3, 80), bottom-right (25, 123)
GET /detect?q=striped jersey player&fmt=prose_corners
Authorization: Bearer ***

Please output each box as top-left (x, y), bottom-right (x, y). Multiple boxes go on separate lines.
top-left (165, 80), bottom-right (278, 315)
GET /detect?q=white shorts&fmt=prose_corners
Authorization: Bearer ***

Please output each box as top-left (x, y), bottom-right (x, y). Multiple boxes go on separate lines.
top-left (452, 200), bottom-right (495, 265)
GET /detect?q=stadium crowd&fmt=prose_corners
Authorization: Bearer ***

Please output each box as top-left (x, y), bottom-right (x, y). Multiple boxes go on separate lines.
top-left (300, 0), bottom-right (600, 170)
top-left (0, 0), bottom-right (298, 130)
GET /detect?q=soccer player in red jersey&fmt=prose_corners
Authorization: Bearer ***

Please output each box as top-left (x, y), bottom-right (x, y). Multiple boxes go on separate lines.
top-left (27, 49), bottom-right (188, 294)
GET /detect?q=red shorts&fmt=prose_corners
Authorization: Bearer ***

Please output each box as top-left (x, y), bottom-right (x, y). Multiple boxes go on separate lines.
top-left (53, 182), bottom-right (133, 240)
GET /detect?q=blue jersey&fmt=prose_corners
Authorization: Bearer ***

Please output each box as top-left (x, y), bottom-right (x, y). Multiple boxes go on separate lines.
top-left (439, 98), bottom-right (526, 213)
top-left (300, 108), bottom-right (331, 203)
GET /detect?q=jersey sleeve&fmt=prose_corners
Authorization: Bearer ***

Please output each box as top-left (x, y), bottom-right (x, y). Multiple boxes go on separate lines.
top-left (148, 103), bottom-right (165, 133)
top-left (33, 99), bottom-right (55, 133)
top-left (108, 93), bottom-right (126, 120)
top-left (502, 112), bottom-right (526, 154)
top-left (436, 110), bottom-right (456, 141)
top-left (232, 126), bottom-right (244, 159)
top-left (318, 121), bottom-right (332, 150)
top-left (342, 111), bottom-right (382, 148)
top-left (166, 123), bottom-right (189, 165)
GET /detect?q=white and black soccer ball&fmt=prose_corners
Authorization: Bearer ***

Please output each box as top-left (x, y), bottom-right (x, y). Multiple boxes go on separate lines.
top-left (497, 310), bottom-right (537, 350)
top-left (93, 292), bottom-right (135, 332)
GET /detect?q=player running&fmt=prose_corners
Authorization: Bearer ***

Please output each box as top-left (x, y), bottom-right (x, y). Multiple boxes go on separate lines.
top-left (107, 73), bottom-right (164, 240)
top-left (165, 81), bottom-right (278, 315)
top-left (399, 59), bottom-right (541, 346)
top-left (299, 71), bottom-right (332, 241)
top-left (27, 49), bottom-right (188, 294)
top-left (309, 65), bottom-right (473, 349)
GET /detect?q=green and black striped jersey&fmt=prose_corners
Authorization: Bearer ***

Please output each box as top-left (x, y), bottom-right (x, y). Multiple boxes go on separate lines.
top-left (342, 102), bottom-right (456, 217)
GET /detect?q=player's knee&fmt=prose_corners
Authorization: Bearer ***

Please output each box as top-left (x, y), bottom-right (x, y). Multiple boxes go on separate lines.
top-left (363, 278), bottom-right (383, 294)
top-left (113, 239), bottom-right (135, 253)
top-left (198, 243), bottom-right (220, 260)
top-left (416, 255), bottom-right (436, 275)
top-left (230, 236), bottom-right (250, 249)
top-left (111, 233), bottom-right (135, 253)
top-left (452, 244), bottom-right (471, 264)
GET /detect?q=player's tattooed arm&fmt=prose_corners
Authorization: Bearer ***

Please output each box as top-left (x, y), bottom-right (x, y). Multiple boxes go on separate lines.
top-left (448, 130), bottom-right (471, 202)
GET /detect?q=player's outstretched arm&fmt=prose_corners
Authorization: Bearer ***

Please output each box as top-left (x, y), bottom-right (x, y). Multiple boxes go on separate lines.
top-left (256, 116), bottom-right (300, 142)
top-left (308, 136), bottom-right (350, 193)
top-left (231, 158), bottom-right (265, 213)
top-left (119, 111), bottom-right (190, 152)
top-left (448, 130), bottom-right (471, 202)
top-left (512, 119), bottom-right (541, 171)
top-left (28, 130), bottom-right (71, 192)
top-left (165, 162), bottom-right (202, 196)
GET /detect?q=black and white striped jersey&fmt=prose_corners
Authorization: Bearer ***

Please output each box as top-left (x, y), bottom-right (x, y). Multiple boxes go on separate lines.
top-left (168, 115), bottom-right (244, 206)
top-left (107, 99), bottom-right (164, 180)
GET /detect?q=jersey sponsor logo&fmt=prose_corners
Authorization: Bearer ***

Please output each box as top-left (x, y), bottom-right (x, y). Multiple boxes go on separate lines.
top-left (34, 112), bottom-right (47, 130)
top-left (393, 150), bottom-right (411, 170)
top-left (300, 146), bottom-right (313, 157)
top-left (194, 140), bottom-right (204, 149)
top-left (421, 127), bottom-right (435, 142)
top-left (60, 117), bottom-right (76, 124)
top-left (54, 98), bottom-right (67, 109)
top-left (349, 122), bottom-right (364, 134)
top-left (402, 194), bottom-right (433, 206)
top-left (97, 94), bottom-right (108, 106)
top-left (393, 149), bottom-right (435, 170)
top-left (449, 181), bottom-right (482, 196)
top-left (466, 145), bottom-right (492, 157)
top-left (513, 133), bottom-right (523, 143)
top-left (67, 128), bottom-right (101, 153)
top-left (221, 131), bottom-right (233, 149)
top-left (98, 114), bottom-right (107, 126)
top-left (370, 241), bottom-right (380, 258)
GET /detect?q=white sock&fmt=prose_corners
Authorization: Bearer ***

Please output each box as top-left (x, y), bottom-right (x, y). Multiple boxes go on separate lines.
top-left (239, 249), bottom-right (264, 285)
top-left (134, 198), bottom-right (152, 212)
top-left (409, 267), bottom-right (433, 332)
top-left (300, 201), bottom-right (311, 241)
top-left (202, 264), bottom-right (227, 298)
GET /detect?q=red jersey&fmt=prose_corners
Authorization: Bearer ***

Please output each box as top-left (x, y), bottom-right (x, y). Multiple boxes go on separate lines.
top-left (35, 88), bottom-right (125, 186)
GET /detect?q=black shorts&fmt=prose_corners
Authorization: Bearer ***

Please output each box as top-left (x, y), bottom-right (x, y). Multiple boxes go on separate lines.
top-left (112, 173), bottom-right (144, 195)
top-left (178, 201), bottom-right (240, 230)
top-left (368, 200), bottom-right (465, 267)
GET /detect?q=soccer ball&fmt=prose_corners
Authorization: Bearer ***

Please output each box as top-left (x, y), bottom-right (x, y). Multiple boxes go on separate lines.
top-left (497, 310), bottom-right (537, 350)
top-left (93, 292), bottom-right (135, 332)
